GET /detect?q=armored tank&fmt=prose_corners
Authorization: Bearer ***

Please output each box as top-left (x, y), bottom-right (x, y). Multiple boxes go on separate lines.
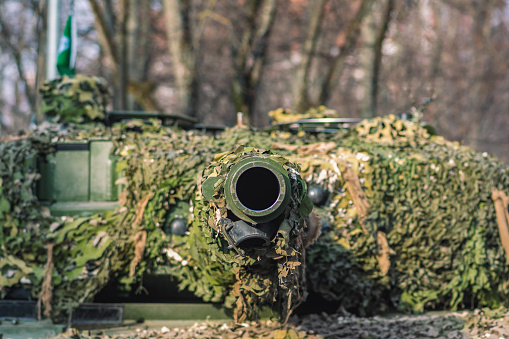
top-left (2, 75), bottom-right (509, 325)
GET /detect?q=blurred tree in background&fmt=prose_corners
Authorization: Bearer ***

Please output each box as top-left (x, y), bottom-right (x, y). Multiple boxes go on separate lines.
top-left (0, 0), bottom-right (508, 161)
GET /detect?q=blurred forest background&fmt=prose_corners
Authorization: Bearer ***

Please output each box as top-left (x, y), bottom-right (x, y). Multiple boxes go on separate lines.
top-left (0, 0), bottom-right (508, 162)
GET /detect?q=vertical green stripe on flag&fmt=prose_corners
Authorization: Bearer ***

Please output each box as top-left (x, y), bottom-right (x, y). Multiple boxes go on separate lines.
top-left (57, 15), bottom-right (76, 76)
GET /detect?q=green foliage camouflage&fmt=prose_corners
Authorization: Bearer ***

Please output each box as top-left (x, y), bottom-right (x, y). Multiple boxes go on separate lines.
top-left (39, 75), bottom-right (110, 123)
top-left (299, 114), bottom-right (509, 314)
top-left (1, 108), bottom-right (509, 322)
top-left (0, 127), bottom-right (120, 320)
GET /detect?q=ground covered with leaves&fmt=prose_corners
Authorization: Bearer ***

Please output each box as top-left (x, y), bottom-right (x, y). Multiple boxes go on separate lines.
top-left (50, 308), bottom-right (509, 339)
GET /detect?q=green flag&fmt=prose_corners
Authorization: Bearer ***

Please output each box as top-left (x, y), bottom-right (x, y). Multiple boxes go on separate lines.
top-left (57, 14), bottom-right (77, 76)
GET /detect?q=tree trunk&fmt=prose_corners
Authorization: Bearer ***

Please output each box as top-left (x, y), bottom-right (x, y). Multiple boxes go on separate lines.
top-left (292, 0), bottom-right (327, 112)
top-left (232, 0), bottom-right (260, 120)
top-left (359, 0), bottom-right (393, 118)
top-left (358, 2), bottom-right (377, 118)
top-left (89, 0), bottom-right (118, 71)
top-left (127, 1), bottom-right (153, 110)
top-left (35, 0), bottom-right (48, 119)
top-left (465, 3), bottom-right (496, 151)
top-left (117, 0), bottom-right (129, 110)
top-left (231, 0), bottom-right (277, 124)
top-left (163, 0), bottom-right (198, 117)
top-left (427, 0), bottom-right (444, 127)
top-left (89, 0), bottom-right (159, 111)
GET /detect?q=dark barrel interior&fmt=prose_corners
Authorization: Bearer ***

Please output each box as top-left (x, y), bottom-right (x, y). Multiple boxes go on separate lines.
top-left (235, 166), bottom-right (280, 211)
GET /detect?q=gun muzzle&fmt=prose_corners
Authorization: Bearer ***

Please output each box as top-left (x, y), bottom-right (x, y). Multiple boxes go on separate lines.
top-left (224, 156), bottom-right (291, 224)
top-left (202, 155), bottom-right (293, 249)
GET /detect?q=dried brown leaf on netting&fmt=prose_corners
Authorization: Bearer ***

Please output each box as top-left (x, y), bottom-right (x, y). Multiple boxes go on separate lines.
top-left (302, 211), bottom-right (321, 248)
top-left (342, 164), bottom-right (369, 232)
top-left (129, 230), bottom-right (147, 278)
top-left (271, 142), bottom-right (300, 151)
top-left (0, 133), bottom-right (33, 142)
top-left (133, 192), bottom-right (154, 226)
top-left (376, 231), bottom-right (395, 276)
top-left (234, 290), bottom-right (248, 323)
top-left (40, 243), bottom-right (55, 318)
top-left (492, 189), bottom-right (509, 263)
top-left (297, 142), bottom-right (337, 156)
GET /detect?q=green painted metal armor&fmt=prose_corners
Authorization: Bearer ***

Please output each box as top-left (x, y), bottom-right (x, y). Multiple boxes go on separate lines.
top-left (37, 140), bottom-right (119, 216)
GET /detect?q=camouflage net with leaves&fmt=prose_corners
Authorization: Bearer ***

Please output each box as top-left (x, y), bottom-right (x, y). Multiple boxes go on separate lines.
top-left (290, 114), bottom-right (509, 314)
top-left (0, 124), bottom-right (122, 321)
top-left (39, 75), bottom-right (110, 123)
top-left (1, 108), bottom-right (509, 322)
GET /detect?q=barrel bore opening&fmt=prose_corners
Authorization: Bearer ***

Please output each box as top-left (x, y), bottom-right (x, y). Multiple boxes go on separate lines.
top-left (235, 167), bottom-right (280, 211)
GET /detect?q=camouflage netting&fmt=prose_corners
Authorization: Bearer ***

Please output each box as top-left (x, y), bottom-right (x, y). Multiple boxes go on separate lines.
top-left (2, 81), bottom-right (509, 323)
top-left (39, 74), bottom-right (110, 123)
top-left (0, 125), bottom-right (120, 321)
top-left (292, 114), bottom-right (509, 314)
